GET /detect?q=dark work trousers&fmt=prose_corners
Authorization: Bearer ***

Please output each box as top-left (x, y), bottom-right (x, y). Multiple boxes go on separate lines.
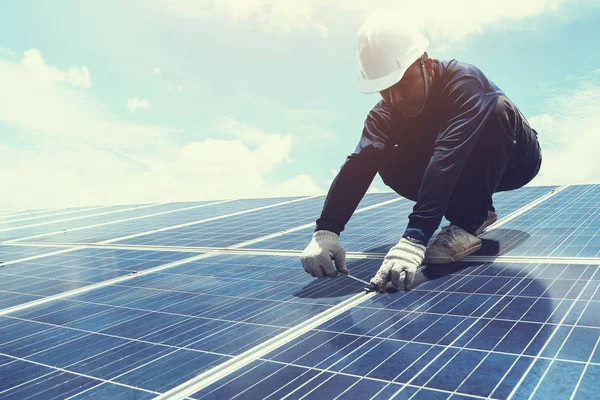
top-left (378, 95), bottom-right (543, 235)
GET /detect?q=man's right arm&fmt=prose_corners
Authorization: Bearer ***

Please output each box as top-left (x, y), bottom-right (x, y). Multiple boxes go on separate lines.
top-left (315, 145), bottom-right (381, 236)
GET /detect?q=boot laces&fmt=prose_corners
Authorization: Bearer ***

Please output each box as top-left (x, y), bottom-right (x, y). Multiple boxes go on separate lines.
top-left (434, 225), bottom-right (463, 247)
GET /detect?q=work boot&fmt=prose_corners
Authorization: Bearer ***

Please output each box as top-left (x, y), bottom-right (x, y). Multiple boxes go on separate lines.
top-left (475, 211), bottom-right (498, 236)
top-left (424, 225), bottom-right (482, 264)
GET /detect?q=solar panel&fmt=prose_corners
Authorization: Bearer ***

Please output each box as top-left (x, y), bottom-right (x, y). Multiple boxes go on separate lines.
top-left (190, 259), bottom-right (600, 399)
top-left (0, 204), bottom-right (130, 226)
top-left (0, 244), bottom-right (71, 262)
top-left (7, 197), bottom-right (301, 243)
top-left (480, 185), bottom-right (600, 257)
top-left (113, 192), bottom-right (401, 248)
top-left (0, 254), bottom-right (364, 397)
top-left (0, 248), bottom-right (193, 310)
top-left (0, 184), bottom-right (598, 399)
top-left (247, 185), bottom-right (559, 253)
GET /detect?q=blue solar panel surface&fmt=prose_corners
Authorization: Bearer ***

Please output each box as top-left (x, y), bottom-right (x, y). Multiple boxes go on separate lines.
top-left (0, 184), bottom-right (598, 399)
top-left (0, 254), bottom-right (363, 397)
top-left (114, 192), bottom-right (401, 248)
top-left (247, 186), bottom-right (558, 253)
top-left (0, 206), bottom-right (92, 221)
top-left (481, 185), bottom-right (600, 257)
top-left (16, 197), bottom-right (303, 244)
top-left (0, 204), bottom-right (148, 228)
top-left (0, 248), bottom-right (192, 309)
top-left (0, 244), bottom-right (69, 262)
top-left (0, 203), bottom-right (190, 242)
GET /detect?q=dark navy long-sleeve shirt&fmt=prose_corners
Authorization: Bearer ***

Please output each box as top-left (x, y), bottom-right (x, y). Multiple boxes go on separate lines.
top-left (315, 59), bottom-right (506, 245)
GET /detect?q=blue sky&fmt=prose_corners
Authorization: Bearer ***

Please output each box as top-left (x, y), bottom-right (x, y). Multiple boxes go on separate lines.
top-left (1, 0), bottom-right (599, 210)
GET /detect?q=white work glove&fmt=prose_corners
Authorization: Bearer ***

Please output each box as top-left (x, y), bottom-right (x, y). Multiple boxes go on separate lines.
top-left (370, 237), bottom-right (426, 292)
top-left (300, 230), bottom-right (348, 278)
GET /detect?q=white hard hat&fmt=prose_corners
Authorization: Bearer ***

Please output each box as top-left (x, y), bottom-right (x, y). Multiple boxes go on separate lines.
top-left (356, 10), bottom-right (429, 94)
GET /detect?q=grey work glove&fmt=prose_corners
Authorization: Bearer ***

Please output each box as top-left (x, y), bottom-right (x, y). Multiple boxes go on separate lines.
top-left (370, 237), bottom-right (426, 292)
top-left (300, 230), bottom-right (348, 278)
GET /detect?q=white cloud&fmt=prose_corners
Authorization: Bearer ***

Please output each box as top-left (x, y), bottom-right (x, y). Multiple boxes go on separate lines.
top-left (0, 50), bottom-right (317, 209)
top-left (166, 82), bottom-right (183, 91)
top-left (0, 47), bottom-right (16, 57)
top-left (153, 67), bottom-right (161, 74)
top-left (21, 49), bottom-right (91, 88)
top-left (158, 0), bottom-right (326, 37)
top-left (156, 0), bottom-right (569, 42)
top-left (127, 97), bottom-right (151, 112)
top-left (528, 81), bottom-right (600, 185)
top-left (279, 175), bottom-right (323, 196)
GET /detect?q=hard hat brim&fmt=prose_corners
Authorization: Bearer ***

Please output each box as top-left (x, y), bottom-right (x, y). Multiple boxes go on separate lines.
top-left (358, 65), bottom-right (410, 94)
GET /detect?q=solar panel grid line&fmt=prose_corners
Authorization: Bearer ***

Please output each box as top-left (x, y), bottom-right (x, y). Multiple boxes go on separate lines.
top-left (288, 355), bottom-right (405, 398)
top-left (63, 383), bottom-right (153, 400)
top-left (5, 242), bottom-right (211, 254)
top-left (0, 246), bottom-right (82, 266)
top-left (106, 194), bottom-right (402, 249)
top-left (171, 281), bottom-right (351, 329)
top-left (0, 252), bottom-right (214, 316)
top-left (99, 195), bottom-right (320, 245)
top-left (0, 208), bottom-right (48, 218)
top-left (127, 277), bottom-right (351, 326)
top-left (5, 200), bottom-right (236, 243)
top-left (471, 185), bottom-right (570, 238)
top-left (209, 363), bottom-right (449, 400)
top-left (155, 291), bottom-right (376, 400)
top-left (0, 249), bottom-right (195, 310)
top-left (570, 327), bottom-right (600, 399)
top-left (0, 351), bottom-right (161, 398)
top-left (229, 197), bottom-right (405, 249)
top-left (0, 204), bottom-right (110, 225)
top-left (350, 286), bottom-right (594, 324)
top-left (0, 367), bottom-right (89, 400)
top-left (1, 241), bottom-right (73, 249)
top-left (546, 190), bottom-right (599, 258)
top-left (0, 202), bottom-right (163, 233)
top-left (336, 379), bottom-right (396, 400)
top-left (0, 358), bottom-right (59, 397)
top-left (1, 310), bottom-right (230, 359)
top-left (110, 196), bottom-right (334, 248)
top-left (523, 265), bottom-right (600, 399)
top-left (463, 255), bottom-right (600, 265)
top-left (4, 242), bottom-right (600, 270)
top-left (0, 209), bottom-right (25, 216)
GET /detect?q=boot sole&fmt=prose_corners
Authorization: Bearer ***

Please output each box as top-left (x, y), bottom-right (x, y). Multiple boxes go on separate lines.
top-left (475, 214), bottom-right (498, 236)
top-left (423, 241), bottom-right (483, 264)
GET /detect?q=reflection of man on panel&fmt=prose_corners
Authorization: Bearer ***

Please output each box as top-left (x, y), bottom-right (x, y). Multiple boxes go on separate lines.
top-left (300, 10), bottom-right (542, 292)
